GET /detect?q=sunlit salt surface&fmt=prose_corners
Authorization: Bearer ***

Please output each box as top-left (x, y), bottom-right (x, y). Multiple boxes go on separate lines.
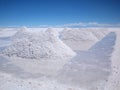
top-left (0, 27), bottom-right (120, 90)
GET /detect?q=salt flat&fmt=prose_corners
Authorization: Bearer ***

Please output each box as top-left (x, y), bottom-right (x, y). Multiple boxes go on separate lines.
top-left (0, 27), bottom-right (120, 90)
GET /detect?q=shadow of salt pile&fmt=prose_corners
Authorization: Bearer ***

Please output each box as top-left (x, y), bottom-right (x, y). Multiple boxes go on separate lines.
top-left (57, 32), bottom-right (116, 89)
top-left (0, 56), bottom-right (44, 79)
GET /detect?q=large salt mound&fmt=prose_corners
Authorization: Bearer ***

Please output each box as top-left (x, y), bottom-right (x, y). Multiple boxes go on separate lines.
top-left (60, 28), bottom-right (98, 50)
top-left (2, 27), bottom-right (76, 59)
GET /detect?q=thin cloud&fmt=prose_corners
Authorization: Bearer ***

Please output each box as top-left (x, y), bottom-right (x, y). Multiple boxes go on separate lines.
top-left (62, 22), bottom-right (120, 27)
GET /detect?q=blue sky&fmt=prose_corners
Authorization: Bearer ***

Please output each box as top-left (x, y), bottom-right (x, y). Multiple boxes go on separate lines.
top-left (0, 0), bottom-right (120, 27)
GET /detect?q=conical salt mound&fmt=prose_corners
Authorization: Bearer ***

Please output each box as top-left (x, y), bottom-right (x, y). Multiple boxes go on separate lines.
top-left (2, 27), bottom-right (76, 59)
top-left (61, 28), bottom-right (98, 50)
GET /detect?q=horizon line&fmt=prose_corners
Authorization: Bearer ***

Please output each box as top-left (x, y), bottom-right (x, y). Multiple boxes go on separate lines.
top-left (0, 22), bottom-right (120, 28)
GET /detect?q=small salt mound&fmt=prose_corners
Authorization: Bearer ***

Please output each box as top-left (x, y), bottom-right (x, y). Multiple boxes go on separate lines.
top-left (2, 27), bottom-right (76, 59)
top-left (60, 28), bottom-right (98, 50)
top-left (90, 28), bottom-right (109, 40)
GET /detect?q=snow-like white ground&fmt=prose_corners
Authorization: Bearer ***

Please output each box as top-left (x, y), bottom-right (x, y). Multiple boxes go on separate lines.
top-left (0, 27), bottom-right (120, 90)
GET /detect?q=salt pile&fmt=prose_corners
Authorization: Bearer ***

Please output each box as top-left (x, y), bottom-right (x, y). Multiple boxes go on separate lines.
top-left (60, 28), bottom-right (98, 50)
top-left (2, 27), bottom-right (76, 59)
top-left (90, 28), bottom-right (109, 40)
